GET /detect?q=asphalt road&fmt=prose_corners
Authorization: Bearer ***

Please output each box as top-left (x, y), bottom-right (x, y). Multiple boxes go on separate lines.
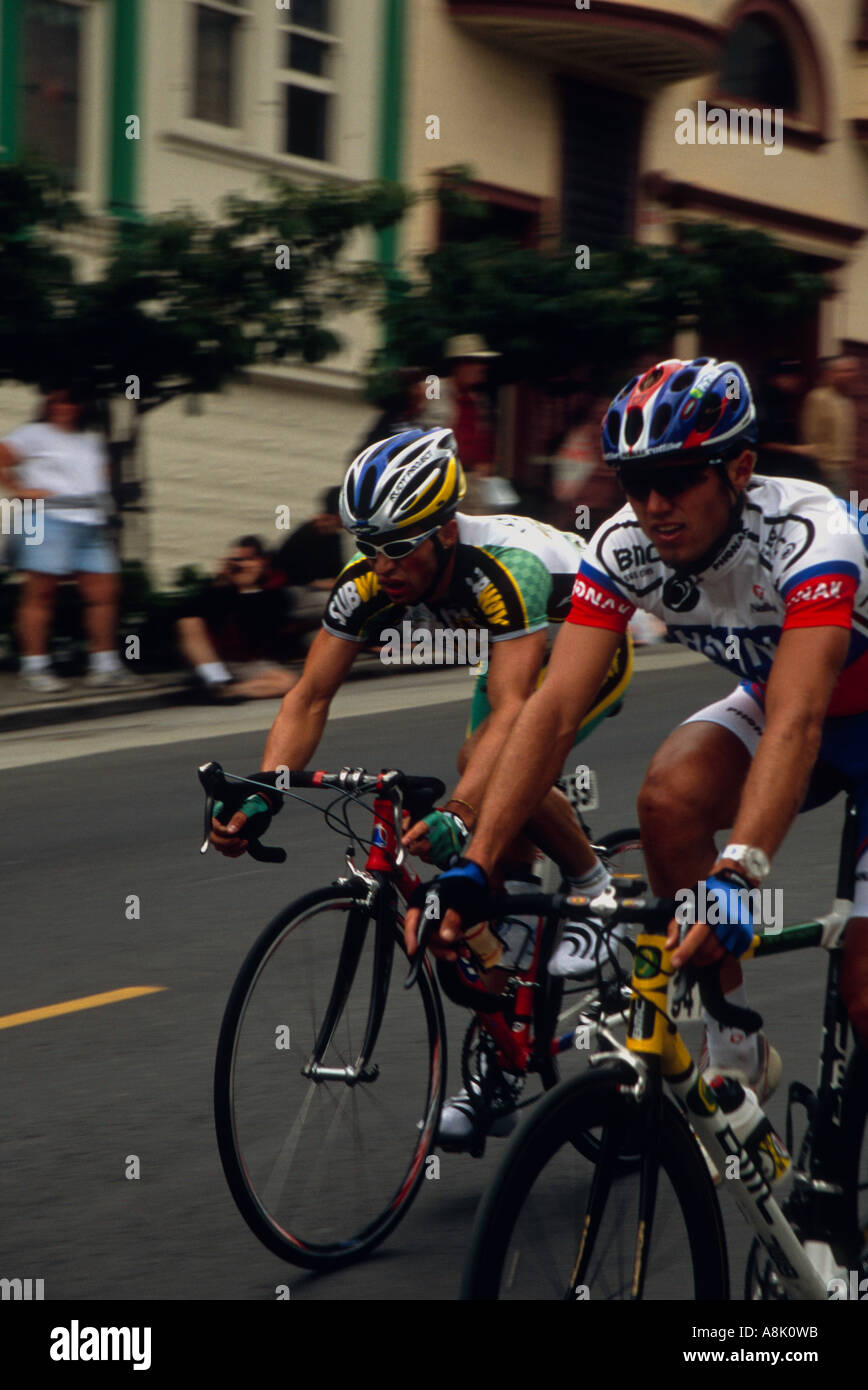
top-left (0, 658), bottom-right (849, 1301)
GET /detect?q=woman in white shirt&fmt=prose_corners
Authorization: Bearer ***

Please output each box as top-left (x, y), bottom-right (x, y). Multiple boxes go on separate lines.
top-left (0, 385), bottom-right (130, 694)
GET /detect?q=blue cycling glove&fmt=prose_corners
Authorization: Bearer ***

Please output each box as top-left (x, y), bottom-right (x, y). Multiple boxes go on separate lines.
top-left (700, 871), bottom-right (756, 956)
top-left (409, 858), bottom-right (491, 935)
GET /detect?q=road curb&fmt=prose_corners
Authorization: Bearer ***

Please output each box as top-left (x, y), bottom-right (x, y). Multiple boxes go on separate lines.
top-left (0, 643), bottom-right (697, 735)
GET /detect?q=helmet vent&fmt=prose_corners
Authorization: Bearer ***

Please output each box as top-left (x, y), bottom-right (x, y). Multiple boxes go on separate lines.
top-left (695, 392), bottom-right (723, 433)
top-left (356, 465), bottom-right (378, 517)
top-left (604, 410), bottom-right (620, 446)
top-left (670, 370), bottom-right (695, 393)
top-left (650, 403), bottom-right (673, 439)
top-left (638, 367), bottom-right (664, 393)
top-left (624, 406), bottom-right (644, 447)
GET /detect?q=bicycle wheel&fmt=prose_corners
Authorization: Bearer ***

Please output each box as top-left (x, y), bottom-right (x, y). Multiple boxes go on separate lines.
top-left (462, 1066), bottom-right (729, 1300)
top-left (214, 882), bottom-right (446, 1270)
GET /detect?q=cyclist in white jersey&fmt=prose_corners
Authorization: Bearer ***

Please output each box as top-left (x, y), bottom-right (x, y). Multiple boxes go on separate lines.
top-left (408, 358), bottom-right (868, 1103)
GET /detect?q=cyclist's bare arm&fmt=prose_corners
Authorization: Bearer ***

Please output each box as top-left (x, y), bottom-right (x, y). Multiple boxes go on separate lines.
top-left (405, 622), bottom-right (619, 954)
top-left (670, 624), bottom-right (849, 968)
top-left (465, 623), bottom-right (620, 876)
top-left (402, 630), bottom-right (546, 848)
top-left (725, 625), bottom-right (849, 860)
top-left (210, 628), bottom-right (358, 855)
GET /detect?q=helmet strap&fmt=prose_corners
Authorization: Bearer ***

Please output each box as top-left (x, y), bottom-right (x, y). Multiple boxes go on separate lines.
top-left (672, 466), bottom-right (745, 578)
top-left (416, 529), bottom-right (455, 604)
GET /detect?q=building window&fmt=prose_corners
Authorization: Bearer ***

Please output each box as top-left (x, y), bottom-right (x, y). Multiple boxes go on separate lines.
top-left (277, 0), bottom-right (337, 161)
top-left (20, 0), bottom-right (83, 186)
top-left (718, 14), bottom-right (799, 111)
top-left (191, 0), bottom-right (247, 127)
top-left (561, 81), bottom-right (643, 250)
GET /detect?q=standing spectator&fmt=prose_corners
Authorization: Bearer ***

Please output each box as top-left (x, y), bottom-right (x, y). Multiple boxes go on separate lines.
top-left (755, 357), bottom-right (817, 481)
top-left (272, 487), bottom-right (351, 649)
top-left (0, 381), bottom-right (130, 694)
top-left (549, 392), bottom-right (621, 535)
top-left (799, 355), bottom-right (859, 497)
top-left (352, 367), bottom-right (430, 457)
top-left (176, 537), bottom-right (297, 701)
top-left (434, 334), bottom-right (505, 513)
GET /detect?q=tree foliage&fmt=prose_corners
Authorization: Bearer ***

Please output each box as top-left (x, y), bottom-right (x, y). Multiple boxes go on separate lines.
top-left (368, 175), bottom-right (828, 399)
top-left (0, 162), bottom-right (410, 411)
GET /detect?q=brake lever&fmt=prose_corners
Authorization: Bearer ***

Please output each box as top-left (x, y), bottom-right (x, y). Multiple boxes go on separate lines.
top-left (405, 915), bottom-right (432, 990)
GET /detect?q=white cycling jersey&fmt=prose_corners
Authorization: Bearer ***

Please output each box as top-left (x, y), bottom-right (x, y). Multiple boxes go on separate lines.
top-left (568, 475), bottom-right (868, 717)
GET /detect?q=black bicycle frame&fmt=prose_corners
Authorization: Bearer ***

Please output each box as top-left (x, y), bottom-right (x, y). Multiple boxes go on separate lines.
top-left (784, 795), bottom-right (860, 1258)
top-left (301, 876), bottom-right (397, 1085)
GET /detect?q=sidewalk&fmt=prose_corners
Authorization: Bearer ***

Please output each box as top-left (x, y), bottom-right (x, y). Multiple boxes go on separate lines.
top-left (0, 642), bottom-right (697, 735)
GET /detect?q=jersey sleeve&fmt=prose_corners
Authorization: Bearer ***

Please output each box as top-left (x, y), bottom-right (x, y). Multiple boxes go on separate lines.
top-left (321, 557), bottom-right (394, 643)
top-left (474, 547), bottom-right (553, 640)
top-left (772, 504), bottom-right (864, 634)
top-left (566, 549), bottom-right (636, 633)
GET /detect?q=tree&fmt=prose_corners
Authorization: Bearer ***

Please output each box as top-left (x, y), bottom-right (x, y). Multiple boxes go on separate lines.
top-left (367, 174), bottom-right (828, 399)
top-left (0, 161), bottom-right (411, 410)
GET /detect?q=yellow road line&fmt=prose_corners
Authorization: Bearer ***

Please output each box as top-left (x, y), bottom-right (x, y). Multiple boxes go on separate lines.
top-left (0, 986), bottom-right (166, 1030)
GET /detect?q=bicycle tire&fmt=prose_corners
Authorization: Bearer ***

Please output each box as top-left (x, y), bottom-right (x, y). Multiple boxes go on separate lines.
top-left (461, 1065), bottom-right (729, 1300)
top-left (214, 882), bottom-right (446, 1270)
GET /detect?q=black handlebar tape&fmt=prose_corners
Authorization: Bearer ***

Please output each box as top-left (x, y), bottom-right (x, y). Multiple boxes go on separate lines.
top-left (198, 760), bottom-right (286, 863)
top-left (697, 967), bottom-right (763, 1035)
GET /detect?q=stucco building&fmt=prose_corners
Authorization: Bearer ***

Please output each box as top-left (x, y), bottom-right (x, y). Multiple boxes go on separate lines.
top-left (0, 0), bottom-right (866, 582)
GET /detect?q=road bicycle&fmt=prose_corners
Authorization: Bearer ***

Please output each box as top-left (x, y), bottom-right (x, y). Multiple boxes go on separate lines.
top-left (461, 794), bottom-right (868, 1300)
top-left (198, 759), bottom-right (641, 1271)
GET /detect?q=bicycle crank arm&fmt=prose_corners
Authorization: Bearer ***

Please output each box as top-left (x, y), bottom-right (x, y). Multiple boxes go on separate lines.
top-left (301, 1061), bottom-right (380, 1085)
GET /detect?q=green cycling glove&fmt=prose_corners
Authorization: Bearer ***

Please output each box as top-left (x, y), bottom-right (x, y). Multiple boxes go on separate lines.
top-left (419, 809), bottom-right (471, 869)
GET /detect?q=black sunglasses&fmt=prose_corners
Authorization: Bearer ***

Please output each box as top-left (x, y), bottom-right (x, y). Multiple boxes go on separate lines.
top-left (618, 463), bottom-right (712, 502)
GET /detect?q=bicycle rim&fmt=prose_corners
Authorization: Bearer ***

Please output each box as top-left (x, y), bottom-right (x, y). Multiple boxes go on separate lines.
top-left (462, 1067), bottom-right (728, 1300)
top-left (214, 884), bottom-right (446, 1269)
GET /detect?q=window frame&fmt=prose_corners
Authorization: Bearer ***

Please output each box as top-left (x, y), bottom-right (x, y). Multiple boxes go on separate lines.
top-left (187, 0), bottom-right (253, 135)
top-left (707, 0), bottom-right (829, 151)
top-left (275, 1), bottom-right (340, 165)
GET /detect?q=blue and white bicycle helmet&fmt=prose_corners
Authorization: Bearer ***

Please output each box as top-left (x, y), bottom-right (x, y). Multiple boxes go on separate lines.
top-left (340, 427), bottom-right (466, 539)
top-left (602, 357), bottom-right (758, 467)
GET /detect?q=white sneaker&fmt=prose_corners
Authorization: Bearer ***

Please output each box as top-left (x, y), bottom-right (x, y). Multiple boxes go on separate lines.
top-left (19, 670), bottom-right (67, 695)
top-left (82, 667), bottom-right (140, 689)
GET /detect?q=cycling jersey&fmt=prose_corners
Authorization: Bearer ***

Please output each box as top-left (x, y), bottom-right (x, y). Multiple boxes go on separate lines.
top-left (324, 513), bottom-right (587, 645)
top-left (567, 477), bottom-right (868, 717)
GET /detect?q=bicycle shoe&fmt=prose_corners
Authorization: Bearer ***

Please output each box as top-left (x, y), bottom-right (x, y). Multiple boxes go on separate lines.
top-left (548, 917), bottom-right (627, 979)
top-left (436, 1053), bottom-right (524, 1153)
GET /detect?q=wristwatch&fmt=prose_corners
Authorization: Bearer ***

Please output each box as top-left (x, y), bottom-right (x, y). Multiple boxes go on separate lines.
top-left (718, 844), bottom-right (771, 885)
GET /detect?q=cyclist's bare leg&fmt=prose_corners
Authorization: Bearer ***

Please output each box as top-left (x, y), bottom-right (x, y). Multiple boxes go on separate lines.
top-left (842, 917), bottom-right (868, 1046)
top-left (638, 719), bottom-right (751, 997)
top-left (457, 731), bottom-right (596, 876)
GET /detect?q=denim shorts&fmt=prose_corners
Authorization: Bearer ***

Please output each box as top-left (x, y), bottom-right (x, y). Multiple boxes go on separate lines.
top-left (7, 513), bottom-right (118, 575)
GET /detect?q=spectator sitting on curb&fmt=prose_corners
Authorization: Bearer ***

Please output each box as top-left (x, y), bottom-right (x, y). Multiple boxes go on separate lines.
top-left (272, 487), bottom-right (352, 653)
top-left (176, 536), bottom-right (298, 702)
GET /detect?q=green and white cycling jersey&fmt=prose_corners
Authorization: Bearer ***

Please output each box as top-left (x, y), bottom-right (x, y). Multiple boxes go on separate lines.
top-left (323, 513), bottom-right (587, 645)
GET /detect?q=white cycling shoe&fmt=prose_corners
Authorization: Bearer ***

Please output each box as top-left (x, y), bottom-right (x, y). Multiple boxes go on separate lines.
top-left (548, 919), bottom-right (626, 979)
top-left (436, 1054), bottom-right (524, 1153)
